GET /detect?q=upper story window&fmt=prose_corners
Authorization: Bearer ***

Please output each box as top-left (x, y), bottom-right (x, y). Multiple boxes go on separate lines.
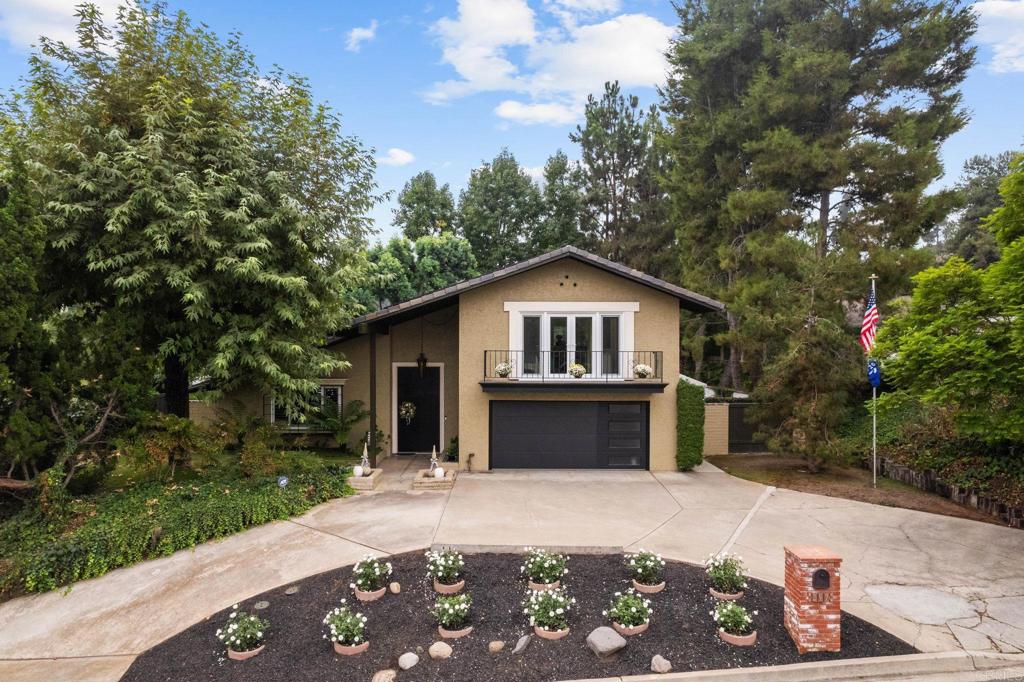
top-left (504, 302), bottom-right (638, 378)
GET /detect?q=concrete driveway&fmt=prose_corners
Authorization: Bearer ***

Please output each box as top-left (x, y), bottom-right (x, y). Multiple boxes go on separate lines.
top-left (2, 458), bottom-right (1023, 681)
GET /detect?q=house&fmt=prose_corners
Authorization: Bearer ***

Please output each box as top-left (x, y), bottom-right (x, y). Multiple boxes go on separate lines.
top-left (195, 246), bottom-right (723, 470)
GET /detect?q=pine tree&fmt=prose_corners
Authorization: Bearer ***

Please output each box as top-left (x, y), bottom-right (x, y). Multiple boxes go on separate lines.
top-left (533, 150), bottom-right (591, 254)
top-left (936, 151), bottom-right (1018, 267)
top-left (15, 4), bottom-right (379, 417)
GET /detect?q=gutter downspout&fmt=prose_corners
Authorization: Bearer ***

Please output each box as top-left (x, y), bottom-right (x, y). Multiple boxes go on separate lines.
top-left (369, 329), bottom-right (377, 468)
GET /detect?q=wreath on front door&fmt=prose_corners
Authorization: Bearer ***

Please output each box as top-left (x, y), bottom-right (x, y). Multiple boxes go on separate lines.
top-left (399, 401), bottom-right (417, 425)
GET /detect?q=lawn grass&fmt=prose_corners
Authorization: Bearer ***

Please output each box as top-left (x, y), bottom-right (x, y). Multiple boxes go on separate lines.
top-left (708, 454), bottom-right (1001, 525)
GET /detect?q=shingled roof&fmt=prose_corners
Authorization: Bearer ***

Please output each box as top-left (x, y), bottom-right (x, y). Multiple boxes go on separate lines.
top-left (334, 246), bottom-right (723, 340)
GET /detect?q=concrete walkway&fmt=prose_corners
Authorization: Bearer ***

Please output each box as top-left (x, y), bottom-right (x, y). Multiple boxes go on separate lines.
top-left (2, 459), bottom-right (1023, 681)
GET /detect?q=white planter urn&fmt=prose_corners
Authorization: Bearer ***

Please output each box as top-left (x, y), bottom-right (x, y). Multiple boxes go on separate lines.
top-left (434, 467), bottom-right (446, 479)
top-left (352, 465), bottom-right (364, 478)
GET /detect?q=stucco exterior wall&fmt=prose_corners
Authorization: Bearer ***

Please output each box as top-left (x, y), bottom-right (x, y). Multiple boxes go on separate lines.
top-left (457, 259), bottom-right (680, 471)
top-left (703, 402), bottom-right (730, 456)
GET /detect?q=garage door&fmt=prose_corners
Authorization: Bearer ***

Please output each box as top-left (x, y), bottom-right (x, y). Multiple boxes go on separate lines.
top-left (489, 401), bottom-right (648, 469)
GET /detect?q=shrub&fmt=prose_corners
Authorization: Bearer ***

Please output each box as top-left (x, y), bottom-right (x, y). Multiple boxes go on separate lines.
top-left (677, 380), bottom-right (705, 470)
top-left (604, 588), bottom-right (652, 627)
top-left (431, 593), bottom-right (472, 629)
top-left (216, 605), bottom-right (267, 652)
top-left (524, 587), bottom-right (575, 632)
top-left (713, 601), bottom-right (756, 635)
top-left (350, 555), bottom-right (392, 592)
top-left (322, 601), bottom-right (367, 646)
top-left (426, 548), bottom-right (464, 585)
top-left (239, 422), bottom-right (282, 477)
top-left (521, 547), bottom-right (568, 585)
top-left (122, 413), bottom-right (222, 480)
top-left (705, 553), bottom-right (747, 594)
top-left (625, 549), bottom-right (665, 586)
top-left (0, 465), bottom-right (352, 597)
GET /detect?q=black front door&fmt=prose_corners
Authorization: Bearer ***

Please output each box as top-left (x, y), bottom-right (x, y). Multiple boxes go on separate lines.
top-left (395, 366), bottom-right (441, 454)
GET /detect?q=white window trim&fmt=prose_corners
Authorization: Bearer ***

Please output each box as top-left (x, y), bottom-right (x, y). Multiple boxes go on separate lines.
top-left (270, 379), bottom-right (347, 430)
top-left (391, 362), bottom-right (445, 455)
top-left (503, 302), bottom-right (638, 380)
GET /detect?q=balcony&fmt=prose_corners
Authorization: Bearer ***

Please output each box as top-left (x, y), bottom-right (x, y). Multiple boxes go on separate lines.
top-left (480, 350), bottom-right (666, 392)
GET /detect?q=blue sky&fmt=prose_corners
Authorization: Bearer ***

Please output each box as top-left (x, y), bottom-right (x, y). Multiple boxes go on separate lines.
top-left (1, 0), bottom-right (1022, 241)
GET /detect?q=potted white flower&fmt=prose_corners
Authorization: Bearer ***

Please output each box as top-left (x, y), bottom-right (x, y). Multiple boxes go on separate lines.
top-left (431, 593), bottom-right (473, 638)
top-left (323, 600), bottom-right (369, 655)
top-left (524, 587), bottom-right (575, 640)
top-left (603, 588), bottom-right (653, 636)
top-left (705, 553), bottom-right (747, 600)
top-left (493, 360), bottom-right (514, 378)
top-left (216, 605), bottom-right (268, 661)
top-left (712, 601), bottom-right (757, 646)
top-left (520, 547), bottom-right (568, 590)
top-left (350, 555), bottom-right (393, 602)
top-left (568, 363), bottom-right (587, 378)
top-left (426, 548), bottom-right (466, 594)
top-left (633, 362), bottom-right (654, 379)
top-left (625, 549), bottom-right (666, 593)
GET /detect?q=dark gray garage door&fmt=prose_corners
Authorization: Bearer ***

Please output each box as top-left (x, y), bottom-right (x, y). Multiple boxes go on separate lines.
top-left (489, 401), bottom-right (648, 469)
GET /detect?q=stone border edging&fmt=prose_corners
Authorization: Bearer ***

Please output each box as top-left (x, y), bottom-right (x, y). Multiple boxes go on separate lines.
top-left (430, 544), bottom-right (625, 555)
top-left (563, 651), bottom-right (1024, 682)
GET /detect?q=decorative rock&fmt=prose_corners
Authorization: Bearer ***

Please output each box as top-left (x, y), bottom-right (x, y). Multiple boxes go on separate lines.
top-left (488, 640), bottom-right (505, 653)
top-left (371, 671), bottom-right (397, 682)
top-left (398, 652), bottom-right (419, 670)
top-left (428, 641), bottom-right (453, 660)
top-left (586, 627), bottom-right (627, 657)
top-left (253, 600), bottom-right (270, 610)
top-left (389, 581), bottom-right (401, 594)
top-left (512, 634), bottom-right (531, 655)
top-left (284, 586), bottom-right (299, 595)
top-left (651, 655), bottom-right (672, 673)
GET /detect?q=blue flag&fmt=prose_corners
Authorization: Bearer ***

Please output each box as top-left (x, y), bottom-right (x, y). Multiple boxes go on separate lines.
top-left (867, 359), bottom-right (881, 388)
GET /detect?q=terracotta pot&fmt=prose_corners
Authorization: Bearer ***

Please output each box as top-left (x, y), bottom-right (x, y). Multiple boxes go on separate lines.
top-left (434, 577), bottom-right (465, 594)
top-left (709, 586), bottom-right (744, 601)
top-left (718, 629), bottom-right (757, 646)
top-left (334, 640), bottom-right (369, 656)
top-left (227, 644), bottom-right (264, 661)
top-left (632, 578), bottom-right (665, 594)
top-left (533, 625), bottom-right (570, 640)
top-left (612, 620), bottom-right (649, 636)
top-left (528, 579), bottom-right (560, 591)
top-left (438, 624), bottom-right (474, 639)
top-left (355, 586), bottom-right (386, 602)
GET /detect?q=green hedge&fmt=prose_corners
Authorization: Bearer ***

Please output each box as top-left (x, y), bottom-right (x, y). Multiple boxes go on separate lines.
top-left (677, 380), bottom-right (705, 470)
top-left (0, 466), bottom-right (352, 597)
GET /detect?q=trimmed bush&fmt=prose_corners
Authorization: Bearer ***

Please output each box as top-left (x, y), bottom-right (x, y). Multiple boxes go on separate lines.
top-left (677, 379), bottom-right (705, 470)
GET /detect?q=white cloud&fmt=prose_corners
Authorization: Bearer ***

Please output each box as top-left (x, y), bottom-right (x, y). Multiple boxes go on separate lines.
top-left (425, 1), bottom-right (672, 125)
top-left (377, 147), bottom-right (416, 166)
top-left (0, 0), bottom-right (120, 50)
top-left (495, 99), bottom-right (578, 125)
top-left (523, 164), bottom-right (546, 183)
top-left (345, 19), bottom-right (378, 52)
top-left (974, 1), bottom-right (1024, 73)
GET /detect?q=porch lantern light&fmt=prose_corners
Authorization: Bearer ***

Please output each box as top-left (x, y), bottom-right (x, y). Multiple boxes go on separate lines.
top-left (417, 351), bottom-right (428, 376)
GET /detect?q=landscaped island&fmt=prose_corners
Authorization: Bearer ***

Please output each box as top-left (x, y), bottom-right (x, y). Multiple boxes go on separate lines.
top-left (121, 550), bottom-right (914, 682)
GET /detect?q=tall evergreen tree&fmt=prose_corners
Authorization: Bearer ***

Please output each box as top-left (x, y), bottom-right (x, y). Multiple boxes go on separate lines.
top-left (937, 151), bottom-right (1018, 267)
top-left (14, 3), bottom-right (379, 417)
top-left (392, 171), bottom-right (456, 241)
top-left (663, 0), bottom-right (976, 393)
top-left (456, 149), bottom-right (542, 271)
top-left (570, 81), bottom-right (672, 273)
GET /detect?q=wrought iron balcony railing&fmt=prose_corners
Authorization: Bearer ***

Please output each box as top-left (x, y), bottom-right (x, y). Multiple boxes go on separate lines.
top-left (483, 350), bottom-right (663, 382)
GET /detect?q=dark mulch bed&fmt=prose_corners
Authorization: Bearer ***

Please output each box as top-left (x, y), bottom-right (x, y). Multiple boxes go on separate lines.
top-left (121, 551), bottom-right (915, 682)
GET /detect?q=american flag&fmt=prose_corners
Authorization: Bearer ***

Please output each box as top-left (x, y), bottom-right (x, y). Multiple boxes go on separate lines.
top-left (860, 288), bottom-right (880, 352)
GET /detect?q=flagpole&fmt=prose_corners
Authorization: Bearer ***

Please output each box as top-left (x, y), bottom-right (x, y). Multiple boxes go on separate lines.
top-left (869, 274), bottom-right (878, 489)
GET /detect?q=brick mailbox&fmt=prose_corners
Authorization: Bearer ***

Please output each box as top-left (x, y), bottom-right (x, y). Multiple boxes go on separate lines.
top-left (783, 545), bottom-right (841, 653)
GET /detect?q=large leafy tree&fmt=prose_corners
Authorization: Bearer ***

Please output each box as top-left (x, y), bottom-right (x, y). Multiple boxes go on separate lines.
top-left (532, 150), bottom-right (591, 254)
top-left (936, 151), bottom-right (1018, 267)
top-left (571, 81), bottom-right (672, 273)
top-left (456, 149), bottom-right (542, 271)
top-left (392, 171), bottom-right (456, 241)
top-left (13, 3), bottom-right (378, 417)
top-left (881, 155), bottom-right (1024, 444)
top-left (663, 0), bottom-right (975, 394)
top-left (360, 234), bottom-right (478, 309)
